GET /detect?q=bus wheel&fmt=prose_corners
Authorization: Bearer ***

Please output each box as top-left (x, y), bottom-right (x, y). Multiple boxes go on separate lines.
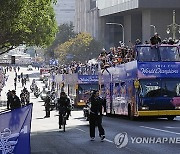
top-left (128, 105), bottom-right (134, 120)
top-left (167, 116), bottom-right (175, 121)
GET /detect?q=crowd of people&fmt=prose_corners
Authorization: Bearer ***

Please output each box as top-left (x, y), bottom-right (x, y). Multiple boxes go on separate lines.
top-left (2, 33), bottom-right (180, 142)
top-left (98, 33), bottom-right (180, 69)
top-left (1, 65), bottom-right (30, 110)
top-left (56, 61), bottom-right (98, 75)
top-left (54, 33), bottom-right (180, 73)
top-left (98, 46), bottom-right (135, 69)
top-left (6, 87), bottom-right (30, 110)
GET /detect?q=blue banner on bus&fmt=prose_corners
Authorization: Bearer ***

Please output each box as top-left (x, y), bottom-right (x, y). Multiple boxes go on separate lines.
top-left (78, 75), bottom-right (98, 83)
top-left (0, 104), bottom-right (33, 154)
top-left (138, 62), bottom-right (180, 78)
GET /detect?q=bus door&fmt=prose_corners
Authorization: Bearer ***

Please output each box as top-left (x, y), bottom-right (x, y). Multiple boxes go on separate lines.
top-left (112, 82), bottom-right (121, 114)
top-left (77, 84), bottom-right (98, 106)
top-left (105, 82), bottom-right (111, 114)
top-left (119, 81), bottom-right (128, 115)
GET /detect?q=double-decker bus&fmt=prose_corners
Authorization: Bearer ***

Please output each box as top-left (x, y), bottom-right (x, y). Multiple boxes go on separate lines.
top-left (99, 44), bottom-right (180, 120)
top-left (63, 73), bottom-right (98, 107)
top-left (39, 67), bottom-right (51, 80)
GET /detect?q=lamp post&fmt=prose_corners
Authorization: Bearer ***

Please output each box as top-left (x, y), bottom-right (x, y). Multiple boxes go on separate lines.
top-left (150, 25), bottom-right (157, 34)
top-left (106, 22), bottom-right (125, 44)
top-left (166, 10), bottom-right (180, 40)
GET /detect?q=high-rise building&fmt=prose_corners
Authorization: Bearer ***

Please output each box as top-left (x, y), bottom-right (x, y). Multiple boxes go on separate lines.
top-left (75, 0), bottom-right (180, 49)
top-left (53, 0), bottom-right (75, 25)
top-left (74, 0), bottom-right (100, 39)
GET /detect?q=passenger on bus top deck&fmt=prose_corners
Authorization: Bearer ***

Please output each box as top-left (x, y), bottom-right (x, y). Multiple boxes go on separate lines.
top-left (150, 33), bottom-right (161, 45)
top-left (167, 37), bottom-right (175, 45)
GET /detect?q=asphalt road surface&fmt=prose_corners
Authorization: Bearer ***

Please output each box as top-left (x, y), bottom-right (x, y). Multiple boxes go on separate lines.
top-left (1, 67), bottom-right (180, 154)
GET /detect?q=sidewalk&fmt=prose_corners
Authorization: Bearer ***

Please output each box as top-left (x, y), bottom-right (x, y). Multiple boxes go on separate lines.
top-left (0, 67), bottom-right (31, 112)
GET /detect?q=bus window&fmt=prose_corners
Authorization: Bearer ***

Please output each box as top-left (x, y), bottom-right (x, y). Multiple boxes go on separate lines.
top-left (115, 83), bottom-right (119, 87)
top-left (159, 47), bottom-right (180, 61)
top-left (101, 84), bottom-right (104, 89)
top-left (120, 82), bottom-right (125, 86)
top-left (78, 84), bottom-right (98, 94)
top-left (140, 80), bottom-right (161, 97)
top-left (137, 47), bottom-right (159, 62)
top-left (162, 80), bottom-right (180, 97)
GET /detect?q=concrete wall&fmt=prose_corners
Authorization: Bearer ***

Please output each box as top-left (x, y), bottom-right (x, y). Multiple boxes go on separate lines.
top-left (74, 0), bottom-right (100, 39)
top-left (124, 15), bottom-right (131, 45)
top-left (142, 9), bottom-right (180, 42)
top-left (75, 0), bottom-right (180, 48)
top-left (139, 0), bottom-right (180, 8)
top-left (131, 13), bottom-right (142, 43)
top-left (97, 0), bottom-right (138, 16)
top-left (53, 0), bottom-right (75, 25)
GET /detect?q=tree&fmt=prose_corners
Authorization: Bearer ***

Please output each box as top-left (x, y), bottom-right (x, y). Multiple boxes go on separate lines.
top-left (45, 22), bottom-right (76, 58)
top-left (0, 0), bottom-right (58, 55)
top-left (55, 32), bottom-right (102, 63)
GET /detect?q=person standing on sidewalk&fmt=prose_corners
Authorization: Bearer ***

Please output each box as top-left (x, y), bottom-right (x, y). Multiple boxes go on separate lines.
top-left (44, 94), bottom-right (51, 118)
top-left (14, 78), bottom-right (17, 90)
top-left (7, 90), bottom-right (12, 110)
top-left (89, 90), bottom-right (105, 141)
top-left (10, 90), bottom-right (21, 110)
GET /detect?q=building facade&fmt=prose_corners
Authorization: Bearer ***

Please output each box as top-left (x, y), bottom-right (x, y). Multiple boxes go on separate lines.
top-left (74, 0), bottom-right (100, 39)
top-left (53, 0), bottom-right (75, 25)
top-left (75, 0), bottom-right (180, 49)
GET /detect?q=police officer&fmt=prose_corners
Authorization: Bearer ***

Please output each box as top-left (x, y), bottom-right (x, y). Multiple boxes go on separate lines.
top-left (10, 90), bottom-right (21, 110)
top-left (89, 90), bottom-right (105, 141)
top-left (57, 92), bottom-right (70, 129)
top-left (44, 94), bottom-right (51, 118)
top-left (7, 90), bottom-right (12, 109)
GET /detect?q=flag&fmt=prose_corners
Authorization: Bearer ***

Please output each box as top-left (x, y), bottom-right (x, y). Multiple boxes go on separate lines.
top-left (0, 104), bottom-right (33, 154)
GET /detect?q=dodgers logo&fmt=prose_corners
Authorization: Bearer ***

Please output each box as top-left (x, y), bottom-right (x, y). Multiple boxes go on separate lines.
top-left (0, 126), bottom-right (27, 154)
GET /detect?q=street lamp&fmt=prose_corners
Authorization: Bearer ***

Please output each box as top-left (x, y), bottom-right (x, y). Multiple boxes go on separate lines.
top-left (166, 10), bottom-right (180, 40)
top-left (106, 22), bottom-right (125, 44)
top-left (150, 25), bottom-right (157, 34)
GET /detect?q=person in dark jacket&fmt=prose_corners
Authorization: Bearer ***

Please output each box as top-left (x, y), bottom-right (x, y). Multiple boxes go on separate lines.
top-left (57, 92), bottom-right (70, 129)
top-left (89, 90), bottom-right (105, 141)
top-left (10, 90), bottom-right (21, 110)
top-left (44, 94), bottom-right (51, 118)
top-left (150, 33), bottom-right (161, 45)
top-left (7, 90), bottom-right (12, 109)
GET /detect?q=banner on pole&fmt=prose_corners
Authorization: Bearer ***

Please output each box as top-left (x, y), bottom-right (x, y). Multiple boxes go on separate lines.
top-left (0, 104), bottom-right (33, 154)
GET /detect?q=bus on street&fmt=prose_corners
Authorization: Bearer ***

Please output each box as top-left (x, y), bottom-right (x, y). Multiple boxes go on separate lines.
top-left (63, 73), bottom-right (98, 107)
top-left (99, 44), bottom-right (180, 120)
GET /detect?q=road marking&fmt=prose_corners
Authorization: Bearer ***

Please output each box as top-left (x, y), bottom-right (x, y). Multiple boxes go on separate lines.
top-left (125, 147), bottom-right (143, 154)
top-left (75, 128), bottom-right (114, 143)
top-left (104, 138), bottom-right (114, 143)
top-left (165, 126), bottom-right (180, 129)
top-left (75, 125), bottom-right (141, 153)
top-left (140, 126), bottom-right (180, 135)
top-left (75, 128), bottom-right (86, 133)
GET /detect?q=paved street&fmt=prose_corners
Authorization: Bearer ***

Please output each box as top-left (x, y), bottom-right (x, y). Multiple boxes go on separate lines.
top-left (0, 67), bottom-right (180, 154)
